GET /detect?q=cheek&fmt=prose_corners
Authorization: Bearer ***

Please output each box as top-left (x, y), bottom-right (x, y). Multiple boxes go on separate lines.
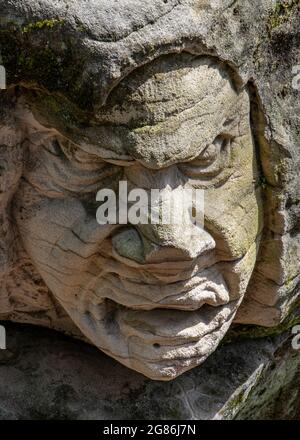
top-left (204, 184), bottom-right (263, 261)
top-left (221, 240), bottom-right (260, 300)
top-left (14, 183), bottom-right (95, 271)
top-left (14, 184), bottom-right (115, 307)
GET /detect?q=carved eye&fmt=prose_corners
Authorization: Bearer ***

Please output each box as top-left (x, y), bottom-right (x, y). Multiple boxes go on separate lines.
top-left (178, 135), bottom-right (232, 180)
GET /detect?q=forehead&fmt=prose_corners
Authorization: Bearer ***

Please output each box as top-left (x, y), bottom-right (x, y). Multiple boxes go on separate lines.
top-left (81, 55), bottom-right (250, 167)
top-left (29, 54), bottom-right (250, 167)
top-left (98, 54), bottom-right (238, 128)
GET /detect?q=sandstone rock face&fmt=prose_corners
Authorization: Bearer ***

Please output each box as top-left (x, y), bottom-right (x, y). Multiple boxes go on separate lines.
top-left (1, 322), bottom-right (300, 420)
top-left (0, 0), bottom-right (299, 383)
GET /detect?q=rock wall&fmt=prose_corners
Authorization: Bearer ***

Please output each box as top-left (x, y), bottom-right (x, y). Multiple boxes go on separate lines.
top-left (0, 322), bottom-right (299, 420)
top-left (0, 0), bottom-right (299, 416)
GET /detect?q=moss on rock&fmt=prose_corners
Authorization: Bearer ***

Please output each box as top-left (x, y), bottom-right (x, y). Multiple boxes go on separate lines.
top-left (224, 304), bottom-right (300, 345)
top-left (22, 18), bottom-right (65, 34)
top-left (269, 0), bottom-right (300, 30)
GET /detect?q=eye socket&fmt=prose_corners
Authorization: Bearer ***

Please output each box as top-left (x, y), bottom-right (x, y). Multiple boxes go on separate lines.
top-left (178, 134), bottom-right (232, 181)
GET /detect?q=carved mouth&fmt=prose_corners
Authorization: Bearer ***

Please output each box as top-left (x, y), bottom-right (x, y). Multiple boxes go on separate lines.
top-left (106, 277), bottom-right (228, 311)
top-left (87, 296), bottom-right (234, 349)
top-left (61, 261), bottom-right (239, 380)
top-left (83, 296), bottom-right (238, 380)
top-left (75, 267), bottom-right (237, 380)
top-left (92, 265), bottom-right (230, 312)
top-left (114, 301), bottom-right (231, 345)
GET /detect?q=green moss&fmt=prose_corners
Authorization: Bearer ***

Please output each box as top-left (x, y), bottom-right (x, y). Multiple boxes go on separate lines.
top-left (16, 47), bottom-right (62, 83)
top-left (0, 17), bottom-right (94, 111)
top-left (259, 176), bottom-right (267, 190)
top-left (223, 367), bottom-right (264, 418)
top-left (18, 53), bottom-right (34, 70)
top-left (225, 389), bottom-right (247, 415)
top-left (22, 18), bottom-right (65, 34)
top-left (269, 0), bottom-right (300, 30)
top-left (224, 303), bottom-right (300, 345)
top-left (28, 92), bottom-right (89, 134)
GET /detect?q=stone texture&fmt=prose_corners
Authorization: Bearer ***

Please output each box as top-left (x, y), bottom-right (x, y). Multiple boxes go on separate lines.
top-left (0, 0), bottom-right (299, 384)
top-left (0, 322), bottom-right (299, 420)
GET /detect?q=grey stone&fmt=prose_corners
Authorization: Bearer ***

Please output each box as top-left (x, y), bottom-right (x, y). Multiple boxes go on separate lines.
top-left (0, 322), bottom-right (299, 420)
top-left (0, 0), bottom-right (299, 394)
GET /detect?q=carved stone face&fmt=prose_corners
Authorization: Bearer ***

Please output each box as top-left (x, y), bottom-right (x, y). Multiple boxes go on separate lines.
top-left (14, 54), bottom-right (263, 380)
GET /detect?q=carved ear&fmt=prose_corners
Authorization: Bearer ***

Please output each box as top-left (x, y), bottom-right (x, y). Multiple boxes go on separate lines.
top-left (0, 92), bottom-right (24, 283)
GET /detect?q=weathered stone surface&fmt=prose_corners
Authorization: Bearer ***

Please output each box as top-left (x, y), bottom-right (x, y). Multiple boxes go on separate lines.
top-left (0, 322), bottom-right (299, 420)
top-left (0, 0), bottom-right (299, 385)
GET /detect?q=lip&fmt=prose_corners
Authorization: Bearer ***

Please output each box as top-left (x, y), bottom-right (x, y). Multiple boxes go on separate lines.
top-left (85, 266), bottom-right (232, 362)
top-left (64, 262), bottom-right (238, 380)
top-left (86, 296), bottom-right (235, 349)
top-left (82, 261), bottom-right (233, 350)
top-left (96, 271), bottom-right (229, 311)
top-left (92, 265), bottom-right (230, 312)
top-left (82, 296), bottom-right (238, 380)
top-left (115, 302), bottom-right (232, 345)
top-left (64, 254), bottom-right (237, 380)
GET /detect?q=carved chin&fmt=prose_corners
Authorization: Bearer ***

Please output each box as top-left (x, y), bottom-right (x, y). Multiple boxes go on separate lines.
top-left (64, 277), bottom-right (240, 381)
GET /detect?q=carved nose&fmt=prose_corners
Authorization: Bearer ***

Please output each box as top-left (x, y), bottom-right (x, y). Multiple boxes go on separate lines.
top-left (112, 224), bottom-right (215, 265)
top-left (111, 163), bottom-right (215, 264)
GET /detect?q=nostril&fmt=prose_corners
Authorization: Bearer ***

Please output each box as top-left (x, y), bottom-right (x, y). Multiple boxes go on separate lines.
top-left (153, 343), bottom-right (161, 349)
